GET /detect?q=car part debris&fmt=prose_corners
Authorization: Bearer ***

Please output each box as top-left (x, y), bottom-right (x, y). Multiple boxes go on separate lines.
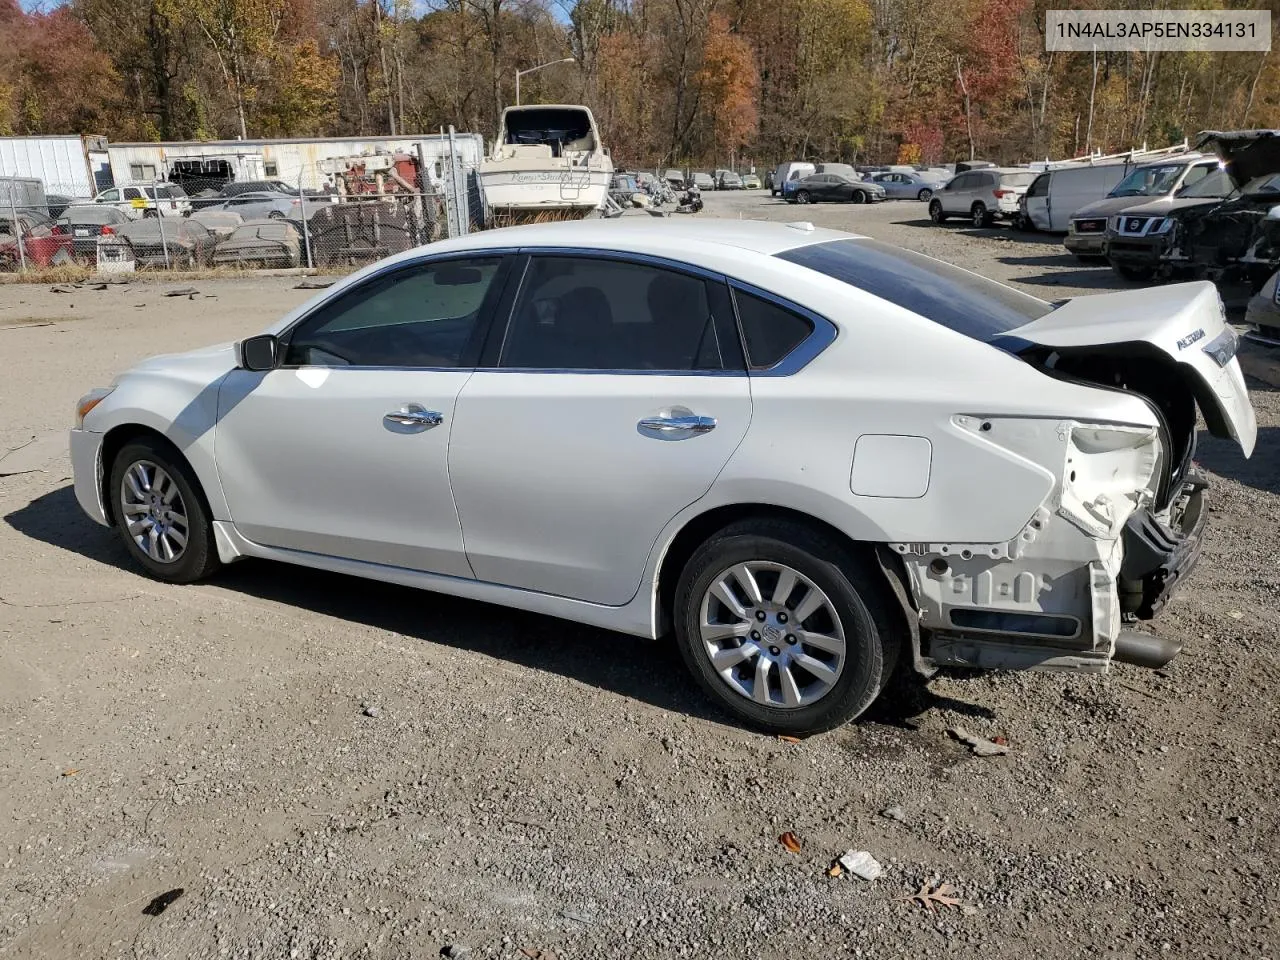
top-left (837, 850), bottom-right (882, 880)
top-left (142, 888), bottom-right (184, 916)
top-left (947, 727), bottom-right (1010, 756)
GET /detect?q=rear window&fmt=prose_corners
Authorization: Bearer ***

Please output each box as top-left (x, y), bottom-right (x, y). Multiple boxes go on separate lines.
top-left (776, 238), bottom-right (1052, 342)
top-left (999, 172), bottom-right (1036, 187)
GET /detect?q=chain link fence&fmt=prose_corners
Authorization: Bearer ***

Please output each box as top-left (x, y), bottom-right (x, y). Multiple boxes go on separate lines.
top-left (0, 130), bottom-right (485, 275)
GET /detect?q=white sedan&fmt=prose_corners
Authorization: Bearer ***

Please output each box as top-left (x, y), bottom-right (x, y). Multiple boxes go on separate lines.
top-left (70, 219), bottom-right (1256, 733)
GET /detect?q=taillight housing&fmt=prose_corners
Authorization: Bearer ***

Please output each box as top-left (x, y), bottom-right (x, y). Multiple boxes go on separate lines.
top-left (993, 188), bottom-right (1009, 198)
top-left (100, 225), bottom-right (114, 235)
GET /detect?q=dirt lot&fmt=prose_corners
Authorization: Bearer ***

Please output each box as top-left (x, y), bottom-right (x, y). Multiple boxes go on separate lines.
top-left (1, 197), bottom-right (1278, 960)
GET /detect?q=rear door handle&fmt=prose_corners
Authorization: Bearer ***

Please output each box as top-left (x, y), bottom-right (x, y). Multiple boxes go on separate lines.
top-left (384, 405), bottom-right (443, 430)
top-left (638, 414), bottom-right (717, 435)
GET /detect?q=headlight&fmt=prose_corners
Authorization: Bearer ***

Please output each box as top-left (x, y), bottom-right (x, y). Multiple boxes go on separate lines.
top-left (1151, 218), bottom-right (1174, 235)
top-left (75, 387), bottom-right (114, 428)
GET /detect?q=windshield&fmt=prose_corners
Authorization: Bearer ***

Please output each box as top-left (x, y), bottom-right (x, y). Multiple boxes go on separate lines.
top-left (1108, 164), bottom-right (1186, 197)
top-left (777, 238), bottom-right (1052, 342)
top-left (1178, 167), bottom-right (1235, 198)
top-left (1244, 173), bottom-right (1280, 195)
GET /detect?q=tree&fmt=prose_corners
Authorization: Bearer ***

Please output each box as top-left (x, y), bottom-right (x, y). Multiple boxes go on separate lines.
top-left (694, 13), bottom-right (758, 163)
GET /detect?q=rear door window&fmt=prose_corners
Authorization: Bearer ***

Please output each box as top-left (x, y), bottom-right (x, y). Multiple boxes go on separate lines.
top-left (733, 290), bottom-right (815, 369)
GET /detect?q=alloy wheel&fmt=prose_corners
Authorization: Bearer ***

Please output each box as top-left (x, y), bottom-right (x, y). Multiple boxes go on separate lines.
top-left (699, 561), bottom-right (847, 709)
top-left (919, 188), bottom-right (932, 201)
top-left (795, 191), bottom-right (810, 204)
top-left (119, 459), bottom-right (189, 563)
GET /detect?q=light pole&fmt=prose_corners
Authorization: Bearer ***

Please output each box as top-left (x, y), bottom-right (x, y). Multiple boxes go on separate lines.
top-left (514, 57), bottom-right (575, 107)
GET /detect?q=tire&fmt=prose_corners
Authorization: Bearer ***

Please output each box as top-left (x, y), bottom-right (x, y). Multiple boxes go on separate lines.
top-left (108, 438), bottom-right (220, 584)
top-left (851, 190), bottom-right (867, 204)
top-left (268, 210), bottom-right (285, 219)
top-left (917, 188), bottom-right (932, 202)
top-left (971, 203), bottom-right (991, 228)
top-left (929, 199), bottom-right (948, 223)
top-left (673, 518), bottom-right (901, 734)
top-left (795, 190), bottom-right (811, 204)
top-left (1111, 261), bottom-right (1156, 282)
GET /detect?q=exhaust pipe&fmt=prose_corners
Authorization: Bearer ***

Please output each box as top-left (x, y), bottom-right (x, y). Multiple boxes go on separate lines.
top-left (1113, 630), bottom-right (1181, 669)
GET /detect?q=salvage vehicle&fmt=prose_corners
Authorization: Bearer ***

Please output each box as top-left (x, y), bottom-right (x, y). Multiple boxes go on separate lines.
top-left (1243, 268), bottom-right (1280, 346)
top-left (788, 173), bottom-right (885, 204)
top-left (1159, 130), bottom-right (1280, 291)
top-left (1101, 166), bottom-right (1235, 281)
top-left (1063, 154), bottom-right (1217, 259)
top-left (929, 168), bottom-right (1036, 227)
top-left (0, 209), bottom-right (72, 267)
top-left (69, 219), bottom-right (1255, 734)
top-left (57, 204), bottom-right (131, 261)
top-left (115, 217), bottom-right (217, 268)
top-left (211, 218), bottom-right (302, 268)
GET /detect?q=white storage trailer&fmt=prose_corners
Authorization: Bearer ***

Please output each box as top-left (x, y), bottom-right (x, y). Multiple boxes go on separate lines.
top-left (0, 135), bottom-right (110, 198)
top-left (106, 133), bottom-right (486, 193)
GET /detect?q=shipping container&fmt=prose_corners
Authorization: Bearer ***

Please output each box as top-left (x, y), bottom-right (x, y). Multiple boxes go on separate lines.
top-left (0, 136), bottom-right (110, 199)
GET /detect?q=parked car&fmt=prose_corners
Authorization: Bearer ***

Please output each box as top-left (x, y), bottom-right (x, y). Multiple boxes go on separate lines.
top-left (57, 204), bottom-right (131, 261)
top-left (188, 209), bottom-right (244, 240)
top-left (787, 173), bottom-right (885, 204)
top-left (868, 171), bottom-right (943, 201)
top-left (1243, 268), bottom-right (1280, 346)
top-left (771, 162), bottom-right (815, 197)
top-left (205, 191), bottom-right (325, 222)
top-left (742, 173), bottom-right (762, 189)
top-left (814, 163), bottom-right (861, 182)
top-left (717, 171), bottom-right (744, 190)
top-left (44, 194), bottom-right (77, 219)
top-left (114, 217), bottom-right (217, 268)
top-left (929, 169), bottom-right (1037, 226)
top-left (1020, 163), bottom-right (1134, 232)
top-left (0, 209), bottom-right (72, 267)
top-left (220, 179), bottom-right (301, 197)
top-left (92, 184), bottom-right (192, 219)
top-left (1158, 130), bottom-right (1280, 290)
top-left (68, 219), bottom-right (1255, 733)
top-left (1062, 154), bottom-right (1218, 259)
top-left (692, 172), bottom-right (716, 190)
top-left (663, 169), bottom-right (686, 189)
top-left (212, 218), bottom-right (302, 268)
top-left (1102, 166), bottom-right (1236, 281)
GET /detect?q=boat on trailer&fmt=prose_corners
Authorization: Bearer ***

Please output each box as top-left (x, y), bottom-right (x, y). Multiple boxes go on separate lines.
top-left (479, 105), bottom-right (613, 220)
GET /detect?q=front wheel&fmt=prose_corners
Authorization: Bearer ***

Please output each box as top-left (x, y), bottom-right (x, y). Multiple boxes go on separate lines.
top-left (917, 188), bottom-right (932, 201)
top-left (795, 190), bottom-right (811, 204)
top-left (108, 438), bottom-right (220, 583)
top-left (851, 190), bottom-right (867, 204)
top-left (673, 519), bottom-right (899, 734)
top-left (929, 200), bottom-right (948, 223)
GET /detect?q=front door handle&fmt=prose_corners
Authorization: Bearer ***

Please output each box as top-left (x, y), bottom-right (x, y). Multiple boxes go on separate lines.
top-left (384, 406), bottom-right (443, 429)
top-left (638, 414), bottom-right (717, 435)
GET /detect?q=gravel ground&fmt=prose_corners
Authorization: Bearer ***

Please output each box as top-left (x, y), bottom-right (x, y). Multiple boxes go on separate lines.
top-left (1, 198), bottom-right (1278, 960)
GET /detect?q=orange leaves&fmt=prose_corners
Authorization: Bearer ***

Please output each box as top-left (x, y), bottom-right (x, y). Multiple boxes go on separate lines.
top-left (694, 13), bottom-right (760, 152)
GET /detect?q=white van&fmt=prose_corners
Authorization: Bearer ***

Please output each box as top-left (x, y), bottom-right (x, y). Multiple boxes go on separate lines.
top-left (771, 162), bottom-right (815, 197)
top-left (1022, 163), bottom-right (1135, 232)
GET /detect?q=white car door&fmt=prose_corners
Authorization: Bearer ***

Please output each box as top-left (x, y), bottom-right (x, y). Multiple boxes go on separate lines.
top-left (448, 253), bottom-right (753, 605)
top-left (215, 254), bottom-right (514, 576)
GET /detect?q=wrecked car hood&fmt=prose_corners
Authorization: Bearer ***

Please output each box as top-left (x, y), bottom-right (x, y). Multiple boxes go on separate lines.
top-left (1115, 195), bottom-right (1227, 218)
top-left (1194, 130), bottom-right (1280, 189)
top-left (1007, 281), bottom-right (1256, 457)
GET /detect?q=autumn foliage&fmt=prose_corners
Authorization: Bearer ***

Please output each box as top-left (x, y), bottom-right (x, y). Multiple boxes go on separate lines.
top-left (0, 0), bottom-right (1275, 168)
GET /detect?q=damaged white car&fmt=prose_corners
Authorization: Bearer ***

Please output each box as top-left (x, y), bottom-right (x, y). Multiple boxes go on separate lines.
top-left (69, 219), bottom-right (1256, 734)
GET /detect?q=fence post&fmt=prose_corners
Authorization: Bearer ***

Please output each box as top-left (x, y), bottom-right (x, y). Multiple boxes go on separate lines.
top-left (8, 188), bottom-right (27, 273)
top-left (446, 125), bottom-right (470, 237)
top-left (298, 176), bottom-right (313, 269)
top-left (155, 200), bottom-right (171, 269)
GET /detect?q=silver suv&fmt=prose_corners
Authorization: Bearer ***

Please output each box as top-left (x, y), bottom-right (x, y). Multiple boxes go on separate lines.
top-left (929, 169), bottom-right (1037, 227)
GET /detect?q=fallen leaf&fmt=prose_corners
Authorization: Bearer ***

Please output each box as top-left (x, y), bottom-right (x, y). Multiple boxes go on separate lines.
top-left (777, 735), bottom-right (801, 744)
top-left (779, 831), bottom-right (801, 854)
top-left (142, 888), bottom-right (184, 916)
top-left (61, 768), bottom-right (79, 777)
top-left (826, 862), bottom-right (844, 877)
top-left (903, 881), bottom-right (963, 912)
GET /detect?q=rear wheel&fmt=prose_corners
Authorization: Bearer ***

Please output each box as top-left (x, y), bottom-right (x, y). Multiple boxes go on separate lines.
top-left (673, 519), bottom-right (899, 734)
top-left (108, 438), bottom-right (220, 584)
top-left (971, 202), bottom-right (991, 228)
top-left (917, 188), bottom-right (932, 201)
top-left (929, 200), bottom-right (948, 223)
top-left (795, 190), bottom-right (811, 204)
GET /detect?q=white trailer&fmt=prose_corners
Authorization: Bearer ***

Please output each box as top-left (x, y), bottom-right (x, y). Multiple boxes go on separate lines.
top-left (0, 135), bottom-right (110, 199)
top-left (106, 133), bottom-right (485, 193)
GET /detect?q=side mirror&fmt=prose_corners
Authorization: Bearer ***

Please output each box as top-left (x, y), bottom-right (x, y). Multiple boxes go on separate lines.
top-left (237, 334), bottom-right (280, 371)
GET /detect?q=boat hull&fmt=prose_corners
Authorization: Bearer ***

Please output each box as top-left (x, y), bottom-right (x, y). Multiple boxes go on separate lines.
top-left (479, 167), bottom-right (612, 212)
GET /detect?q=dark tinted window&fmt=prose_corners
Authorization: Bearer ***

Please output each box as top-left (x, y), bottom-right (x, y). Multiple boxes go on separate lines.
top-left (1027, 174), bottom-right (1049, 197)
top-left (501, 256), bottom-right (725, 371)
top-left (776, 238), bottom-right (1052, 342)
top-left (733, 289), bottom-right (814, 368)
top-left (285, 258), bottom-right (502, 367)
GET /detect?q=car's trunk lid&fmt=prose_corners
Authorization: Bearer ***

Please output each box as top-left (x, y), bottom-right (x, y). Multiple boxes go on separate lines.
top-left (1005, 281), bottom-right (1257, 457)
